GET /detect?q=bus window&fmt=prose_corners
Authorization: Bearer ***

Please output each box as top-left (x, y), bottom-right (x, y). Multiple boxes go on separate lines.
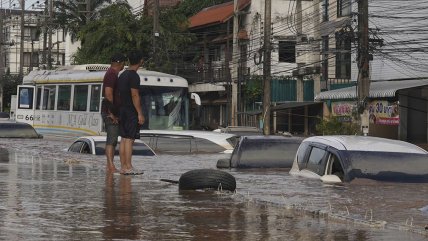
top-left (18, 87), bottom-right (34, 109)
top-left (36, 87), bottom-right (42, 110)
top-left (58, 85), bottom-right (71, 110)
top-left (90, 84), bottom-right (101, 112)
top-left (73, 85), bottom-right (88, 111)
top-left (43, 85), bottom-right (56, 110)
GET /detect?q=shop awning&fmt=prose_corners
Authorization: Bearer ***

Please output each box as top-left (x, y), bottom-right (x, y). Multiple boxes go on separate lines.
top-left (315, 79), bottom-right (428, 101)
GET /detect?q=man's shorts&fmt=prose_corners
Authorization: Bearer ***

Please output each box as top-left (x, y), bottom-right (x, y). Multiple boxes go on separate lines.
top-left (119, 107), bottom-right (140, 140)
top-left (103, 115), bottom-right (119, 146)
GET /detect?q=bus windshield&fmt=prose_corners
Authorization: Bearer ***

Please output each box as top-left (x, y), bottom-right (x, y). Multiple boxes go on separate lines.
top-left (141, 86), bottom-right (188, 130)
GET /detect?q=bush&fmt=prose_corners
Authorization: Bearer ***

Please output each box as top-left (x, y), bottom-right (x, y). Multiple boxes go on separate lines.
top-left (316, 117), bottom-right (361, 135)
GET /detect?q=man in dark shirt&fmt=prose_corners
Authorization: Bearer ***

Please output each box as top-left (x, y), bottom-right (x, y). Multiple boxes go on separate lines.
top-left (101, 53), bottom-right (126, 173)
top-left (118, 51), bottom-right (145, 175)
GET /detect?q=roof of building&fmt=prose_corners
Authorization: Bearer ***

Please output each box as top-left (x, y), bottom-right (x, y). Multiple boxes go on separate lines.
top-left (315, 79), bottom-right (428, 100)
top-left (188, 0), bottom-right (251, 29)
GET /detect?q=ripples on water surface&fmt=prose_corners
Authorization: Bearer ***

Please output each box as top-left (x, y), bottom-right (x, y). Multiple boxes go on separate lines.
top-left (0, 137), bottom-right (427, 240)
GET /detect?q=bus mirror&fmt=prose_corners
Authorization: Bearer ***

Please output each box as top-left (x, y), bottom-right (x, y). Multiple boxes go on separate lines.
top-left (190, 93), bottom-right (201, 106)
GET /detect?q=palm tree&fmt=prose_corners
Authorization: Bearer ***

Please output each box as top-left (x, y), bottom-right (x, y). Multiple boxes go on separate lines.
top-left (53, 0), bottom-right (125, 41)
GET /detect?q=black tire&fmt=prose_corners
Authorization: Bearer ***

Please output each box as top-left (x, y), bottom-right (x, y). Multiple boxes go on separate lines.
top-left (216, 158), bottom-right (231, 169)
top-left (178, 169), bottom-right (236, 191)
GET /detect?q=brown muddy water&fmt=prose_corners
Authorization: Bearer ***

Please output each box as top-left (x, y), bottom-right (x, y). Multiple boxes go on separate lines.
top-left (0, 137), bottom-right (427, 241)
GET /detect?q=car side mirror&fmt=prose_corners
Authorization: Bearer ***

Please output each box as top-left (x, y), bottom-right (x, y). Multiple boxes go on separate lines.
top-left (320, 174), bottom-right (342, 184)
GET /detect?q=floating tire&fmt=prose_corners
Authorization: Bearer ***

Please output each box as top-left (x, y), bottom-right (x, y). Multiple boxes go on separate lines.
top-left (178, 169), bottom-right (236, 191)
top-left (216, 158), bottom-right (231, 169)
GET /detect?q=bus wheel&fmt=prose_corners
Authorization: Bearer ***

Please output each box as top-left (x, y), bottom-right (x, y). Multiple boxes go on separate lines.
top-left (178, 169), bottom-right (236, 191)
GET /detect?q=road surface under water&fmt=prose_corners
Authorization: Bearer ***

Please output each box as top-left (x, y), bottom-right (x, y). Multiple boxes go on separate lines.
top-left (0, 137), bottom-right (427, 240)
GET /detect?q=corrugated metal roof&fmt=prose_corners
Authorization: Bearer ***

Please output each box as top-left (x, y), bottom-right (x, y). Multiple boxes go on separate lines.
top-left (315, 79), bottom-right (428, 100)
top-left (188, 0), bottom-right (251, 29)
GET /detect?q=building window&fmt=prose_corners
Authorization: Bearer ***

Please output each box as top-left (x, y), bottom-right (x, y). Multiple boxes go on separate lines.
top-left (322, 0), bottom-right (329, 22)
top-left (278, 41), bottom-right (296, 63)
top-left (337, 0), bottom-right (351, 17)
top-left (335, 33), bottom-right (351, 79)
top-left (23, 52), bottom-right (39, 67)
top-left (24, 27), bottom-right (40, 41)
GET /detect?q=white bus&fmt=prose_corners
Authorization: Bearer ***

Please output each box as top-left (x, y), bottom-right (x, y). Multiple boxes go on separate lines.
top-left (13, 64), bottom-right (201, 136)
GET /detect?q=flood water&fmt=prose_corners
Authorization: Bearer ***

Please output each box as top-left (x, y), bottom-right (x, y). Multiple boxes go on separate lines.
top-left (0, 137), bottom-right (427, 240)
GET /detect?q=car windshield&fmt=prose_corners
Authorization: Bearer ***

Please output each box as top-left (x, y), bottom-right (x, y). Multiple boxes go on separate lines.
top-left (94, 141), bottom-right (155, 156)
top-left (344, 150), bottom-right (428, 182)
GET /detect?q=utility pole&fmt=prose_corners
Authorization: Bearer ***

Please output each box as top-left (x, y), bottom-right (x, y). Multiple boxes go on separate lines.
top-left (296, 0), bottom-right (303, 102)
top-left (230, 0), bottom-right (239, 126)
top-left (42, 1), bottom-right (47, 66)
top-left (153, 0), bottom-right (159, 65)
top-left (19, 0), bottom-right (25, 77)
top-left (47, 0), bottom-right (53, 69)
top-left (0, 10), bottom-right (4, 112)
top-left (357, 0), bottom-right (370, 134)
top-left (262, 0), bottom-right (272, 135)
top-left (313, 0), bottom-right (321, 97)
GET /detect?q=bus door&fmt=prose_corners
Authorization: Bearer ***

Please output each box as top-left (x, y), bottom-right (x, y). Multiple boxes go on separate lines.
top-left (15, 85), bottom-right (36, 125)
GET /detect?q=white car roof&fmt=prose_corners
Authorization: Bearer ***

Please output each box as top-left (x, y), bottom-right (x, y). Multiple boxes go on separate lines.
top-left (303, 135), bottom-right (428, 154)
top-left (78, 136), bottom-right (145, 144)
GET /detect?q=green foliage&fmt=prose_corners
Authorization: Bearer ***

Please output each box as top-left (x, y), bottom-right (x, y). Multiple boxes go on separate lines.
top-left (74, 3), bottom-right (143, 64)
top-left (315, 117), bottom-right (361, 135)
top-left (243, 75), bottom-right (263, 103)
top-left (1, 74), bottom-right (22, 111)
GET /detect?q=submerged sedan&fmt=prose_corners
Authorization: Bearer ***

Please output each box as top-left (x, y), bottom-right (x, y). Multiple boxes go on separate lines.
top-left (67, 136), bottom-right (156, 156)
top-left (290, 136), bottom-right (428, 183)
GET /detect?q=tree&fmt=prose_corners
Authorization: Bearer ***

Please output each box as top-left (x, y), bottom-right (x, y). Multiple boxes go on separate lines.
top-left (53, 0), bottom-right (114, 41)
top-left (74, 3), bottom-right (143, 64)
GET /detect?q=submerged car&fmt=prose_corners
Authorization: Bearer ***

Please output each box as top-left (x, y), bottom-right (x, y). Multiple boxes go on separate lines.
top-left (217, 135), bottom-right (303, 168)
top-left (67, 136), bottom-right (156, 156)
top-left (290, 136), bottom-right (428, 183)
top-left (140, 130), bottom-right (237, 154)
top-left (0, 118), bottom-right (43, 139)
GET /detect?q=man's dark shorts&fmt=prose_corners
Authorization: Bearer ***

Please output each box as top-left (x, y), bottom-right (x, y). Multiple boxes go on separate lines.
top-left (119, 107), bottom-right (140, 140)
top-left (103, 115), bottom-right (119, 146)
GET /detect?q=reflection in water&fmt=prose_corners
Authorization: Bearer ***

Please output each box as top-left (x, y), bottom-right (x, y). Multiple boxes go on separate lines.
top-left (103, 173), bottom-right (139, 240)
top-left (0, 148), bottom-right (10, 163)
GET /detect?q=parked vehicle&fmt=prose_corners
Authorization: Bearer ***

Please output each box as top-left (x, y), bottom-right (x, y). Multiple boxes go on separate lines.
top-left (0, 115), bottom-right (42, 139)
top-left (140, 130), bottom-right (237, 154)
top-left (217, 135), bottom-right (303, 168)
top-left (290, 136), bottom-right (428, 183)
top-left (67, 136), bottom-right (156, 156)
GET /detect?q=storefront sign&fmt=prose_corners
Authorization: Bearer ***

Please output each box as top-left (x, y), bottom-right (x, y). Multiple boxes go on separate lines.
top-left (368, 100), bottom-right (399, 125)
top-left (331, 102), bottom-right (354, 122)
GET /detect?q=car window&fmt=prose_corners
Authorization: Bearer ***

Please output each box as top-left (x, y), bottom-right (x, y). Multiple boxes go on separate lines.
top-left (81, 142), bottom-right (91, 154)
top-left (326, 152), bottom-right (344, 180)
top-left (93, 140), bottom-right (155, 156)
top-left (306, 146), bottom-right (327, 175)
top-left (69, 141), bottom-right (84, 153)
top-left (140, 136), bottom-right (225, 153)
top-left (296, 142), bottom-right (310, 169)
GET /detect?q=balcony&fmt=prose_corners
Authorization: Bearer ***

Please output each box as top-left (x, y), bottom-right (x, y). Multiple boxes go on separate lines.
top-left (178, 62), bottom-right (249, 85)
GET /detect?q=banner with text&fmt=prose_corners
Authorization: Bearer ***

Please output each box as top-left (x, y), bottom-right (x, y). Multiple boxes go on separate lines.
top-left (368, 100), bottom-right (399, 125)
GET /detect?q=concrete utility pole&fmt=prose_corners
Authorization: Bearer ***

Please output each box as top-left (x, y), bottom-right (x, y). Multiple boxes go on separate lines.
top-left (313, 0), bottom-right (321, 97)
top-left (296, 0), bottom-right (304, 102)
top-left (47, 0), bottom-right (53, 69)
top-left (153, 0), bottom-right (160, 64)
top-left (357, 0), bottom-right (370, 134)
top-left (262, 0), bottom-right (272, 135)
top-left (0, 10), bottom-right (4, 112)
top-left (230, 0), bottom-right (239, 126)
top-left (19, 0), bottom-right (25, 77)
